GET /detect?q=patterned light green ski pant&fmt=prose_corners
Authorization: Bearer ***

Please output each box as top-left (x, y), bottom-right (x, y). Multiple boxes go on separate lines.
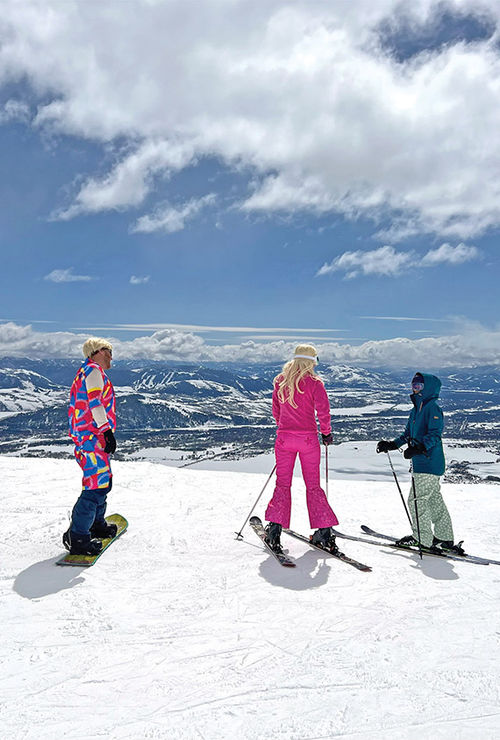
top-left (408, 473), bottom-right (454, 548)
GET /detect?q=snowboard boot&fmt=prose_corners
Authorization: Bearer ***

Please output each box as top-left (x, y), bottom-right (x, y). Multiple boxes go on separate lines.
top-left (265, 522), bottom-right (283, 554)
top-left (432, 537), bottom-right (466, 556)
top-left (63, 529), bottom-right (103, 556)
top-left (311, 527), bottom-right (340, 555)
top-left (90, 519), bottom-right (118, 539)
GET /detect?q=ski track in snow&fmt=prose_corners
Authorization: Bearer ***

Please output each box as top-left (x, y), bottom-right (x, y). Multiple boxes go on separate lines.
top-left (2, 456), bottom-right (500, 739)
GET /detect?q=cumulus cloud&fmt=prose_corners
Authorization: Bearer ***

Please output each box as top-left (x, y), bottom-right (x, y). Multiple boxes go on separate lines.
top-left (129, 275), bottom-right (150, 285)
top-left (421, 242), bottom-right (480, 266)
top-left (2, 2), bottom-right (500, 237)
top-left (44, 268), bottom-right (93, 283)
top-left (318, 242), bottom-right (480, 278)
top-left (131, 194), bottom-right (216, 234)
top-left (52, 140), bottom-right (195, 220)
top-left (317, 245), bottom-right (413, 279)
top-left (1, 320), bottom-right (499, 368)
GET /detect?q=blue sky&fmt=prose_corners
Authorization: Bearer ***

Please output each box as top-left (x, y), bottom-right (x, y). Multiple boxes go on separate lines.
top-left (0, 1), bottom-right (499, 366)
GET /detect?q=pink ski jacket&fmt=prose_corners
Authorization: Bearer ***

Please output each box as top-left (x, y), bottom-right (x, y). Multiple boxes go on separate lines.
top-left (272, 374), bottom-right (331, 435)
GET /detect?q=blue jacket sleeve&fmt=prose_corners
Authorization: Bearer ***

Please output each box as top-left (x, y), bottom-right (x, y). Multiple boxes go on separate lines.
top-left (394, 417), bottom-right (411, 448)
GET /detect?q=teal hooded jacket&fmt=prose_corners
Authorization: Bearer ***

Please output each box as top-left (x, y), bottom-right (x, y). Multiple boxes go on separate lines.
top-left (394, 372), bottom-right (445, 476)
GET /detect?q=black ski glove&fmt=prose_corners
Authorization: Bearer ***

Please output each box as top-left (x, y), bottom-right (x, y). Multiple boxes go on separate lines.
top-left (403, 442), bottom-right (426, 459)
top-left (376, 439), bottom-right (398, 454)
top-left (103, 429), bottom-right (117, 454)
top-left (321, 433), bottom-right (333, 445)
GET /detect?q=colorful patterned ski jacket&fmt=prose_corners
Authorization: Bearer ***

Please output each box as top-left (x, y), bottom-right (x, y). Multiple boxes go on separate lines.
top-left (394, 372), bottom-right (445, 475)
top-left (272, 374), bottom-right (332, 435)
top-left (68, 359), bottom-right (116, 446)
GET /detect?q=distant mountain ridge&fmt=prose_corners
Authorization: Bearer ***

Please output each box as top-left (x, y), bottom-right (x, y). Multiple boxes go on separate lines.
top-left (0, 359), bottom-right (498, 464)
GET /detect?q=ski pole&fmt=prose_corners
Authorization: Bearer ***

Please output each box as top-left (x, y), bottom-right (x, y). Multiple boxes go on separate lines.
top-left (325, 444), bottom-right (329, 500)
top-left (410, 459), bottom-right (423, 560)
top-left (234, 463), bottom-right (277, 540)
top-left (386, 451), bottom-right (413, 528)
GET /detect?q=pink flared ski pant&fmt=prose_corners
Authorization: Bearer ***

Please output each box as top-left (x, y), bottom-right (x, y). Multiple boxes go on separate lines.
top-left (265, 431), bottom-right (339, 529)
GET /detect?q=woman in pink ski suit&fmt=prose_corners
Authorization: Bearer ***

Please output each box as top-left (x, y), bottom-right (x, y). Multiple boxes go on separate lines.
top-left (264, 345), bottom-right (339, 554)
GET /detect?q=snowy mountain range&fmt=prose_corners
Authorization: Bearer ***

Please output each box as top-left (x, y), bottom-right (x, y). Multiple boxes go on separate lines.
top-left (0, 359), bottom-right (498, 477)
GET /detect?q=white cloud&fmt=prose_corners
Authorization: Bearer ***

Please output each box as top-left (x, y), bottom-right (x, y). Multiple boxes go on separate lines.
top-left (421, 242), bottom-right (481, 266)
top-left (52, 140), bottom-right (195, 220)
top-left (317, 245), bottom-right (414, 279)
top-left (44, 268), bottom-right (93, 283)
top-left (129, 275), bottom-right (150, 285)
top-left (71, 322), bottom-right (347, 334)
top-left (0, 99), bottom-right (30, 124)
top-left (1, 320), bottom-right (500, 368)
top-left (2, 2), bottom-right (500, 237)
top-left (318, 242), bottom-right (481, 278)
top-left (131, 194), bottom-right (216, 234)
top-left (360, 316), bottom-right (455, 322)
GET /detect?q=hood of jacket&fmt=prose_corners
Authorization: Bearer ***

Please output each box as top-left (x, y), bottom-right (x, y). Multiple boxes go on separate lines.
top-left (411, 372), bottom-right (441, 405)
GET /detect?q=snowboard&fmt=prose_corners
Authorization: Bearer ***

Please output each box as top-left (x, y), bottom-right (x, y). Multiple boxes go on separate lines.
top-left (56, 513), bottom-right (128, 567)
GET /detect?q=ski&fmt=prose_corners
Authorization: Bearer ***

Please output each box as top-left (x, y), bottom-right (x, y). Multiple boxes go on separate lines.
top-left (283, 528), bottom-right (372, 572)
top-left (249, 516), bottom-right (296, 567)
top-left (361, 525), bottom-right (498, 565)
top-left (330, 526), bottom-right (488, 565)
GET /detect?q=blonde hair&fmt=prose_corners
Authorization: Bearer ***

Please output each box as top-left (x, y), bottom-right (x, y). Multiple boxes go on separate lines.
top-left (83, 337), bottom-right (113, 358)
top-left (274, 344), bottom-right (319, 408)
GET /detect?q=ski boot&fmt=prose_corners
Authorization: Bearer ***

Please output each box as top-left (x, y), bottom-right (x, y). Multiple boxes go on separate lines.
top-left (311, 527), bottom-right (340, 555)
top-left (432, 537), bottom-right (466, 556)
top-left (63, 529), bottom-right (103, 556)
top-left (90, 519), bottom-right (118, 539)
top-left (395, 535), bottom-right (442, 553)
top-left (395, 534), bottom-right (419, 547)
top-left (265, 522), bottom-right (283, 554)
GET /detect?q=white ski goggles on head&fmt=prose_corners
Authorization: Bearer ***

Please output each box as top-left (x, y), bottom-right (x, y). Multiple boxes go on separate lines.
top-left (293, 354), bottom-right (318, 364)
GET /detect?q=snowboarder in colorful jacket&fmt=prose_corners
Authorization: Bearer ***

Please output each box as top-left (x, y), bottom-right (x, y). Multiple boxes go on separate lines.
top-left (264, 344), bottom-right (339, 555)
top-left (63, 337), bottom-right (118, 556)
top-left (377, 372), bottom-right (464, 555)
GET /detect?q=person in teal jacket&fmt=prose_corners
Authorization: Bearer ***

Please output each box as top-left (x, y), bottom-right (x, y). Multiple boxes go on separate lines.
top-left (377, 372), bottom-right (464, 555)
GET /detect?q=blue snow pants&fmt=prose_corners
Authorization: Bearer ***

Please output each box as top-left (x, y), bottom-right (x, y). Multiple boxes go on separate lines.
top-left (70, 479), bottom-right (113, 536)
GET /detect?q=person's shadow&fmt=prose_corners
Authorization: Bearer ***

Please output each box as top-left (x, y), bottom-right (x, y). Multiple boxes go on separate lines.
top-left (13, 556), bottom-right (87, 600)
top-left (258, 548), bottom-right (332, 590)
top-left (382, 548), bottom-right (459, 581)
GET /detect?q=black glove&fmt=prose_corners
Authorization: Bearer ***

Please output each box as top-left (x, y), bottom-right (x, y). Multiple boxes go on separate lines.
top-left (376, 439), bottom-right (398, 454)
top-left (321, 433), bottom-right (333, 445)
top-left (403, 442), bottom-right (426, 459)
top-left (103, 429), bottom-right (117, 454)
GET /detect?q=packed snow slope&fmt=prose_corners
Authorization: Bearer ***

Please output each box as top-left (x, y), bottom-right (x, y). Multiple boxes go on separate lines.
top-left (3, 456), bottom-right (500, 740)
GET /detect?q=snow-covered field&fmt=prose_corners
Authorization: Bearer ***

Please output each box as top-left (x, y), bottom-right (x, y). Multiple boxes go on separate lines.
top-left (127, 439), bottom-right (500, 482)
top-left (3, 455), bottom-right (500, 740)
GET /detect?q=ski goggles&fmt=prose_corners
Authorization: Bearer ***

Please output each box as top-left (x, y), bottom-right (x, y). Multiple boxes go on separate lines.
top-left (412, 381), bottom-right (424, 393)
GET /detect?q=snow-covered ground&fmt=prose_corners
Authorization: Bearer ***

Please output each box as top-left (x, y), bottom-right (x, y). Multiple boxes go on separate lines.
top-left (3, 456), bottom-right (500, 740)
top-left (127, 439), bottom-right (500, 482)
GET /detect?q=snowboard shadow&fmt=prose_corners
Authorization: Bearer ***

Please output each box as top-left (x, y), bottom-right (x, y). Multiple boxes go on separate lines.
top-left (13, 556), bottom-right (86, 599)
